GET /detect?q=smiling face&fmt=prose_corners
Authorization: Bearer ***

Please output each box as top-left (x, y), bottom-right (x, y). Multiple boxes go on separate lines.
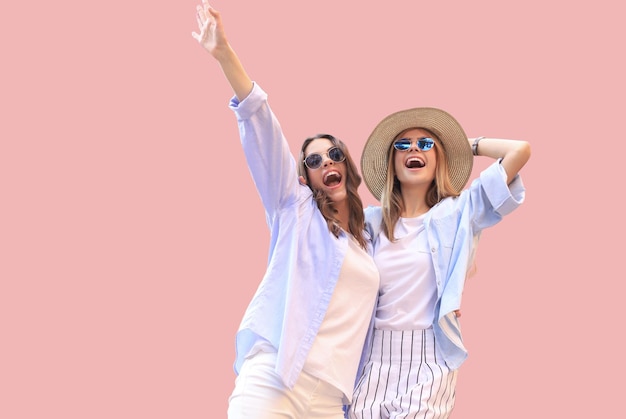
top-left (303, 138), bottom-right (348, 203)
top-left (393, 128), bottom-right (438, 189)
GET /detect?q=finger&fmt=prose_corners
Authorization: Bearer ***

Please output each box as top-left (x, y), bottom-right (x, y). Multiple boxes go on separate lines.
top-left (206, 5), bottom-right (219, 21)
top-left (196, 5), bottom-right (207, 22)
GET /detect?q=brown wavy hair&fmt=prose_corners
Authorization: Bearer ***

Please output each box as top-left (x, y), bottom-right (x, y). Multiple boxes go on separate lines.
top-left (381, 128), bottom-right (460, 242)
top-left (298, 134), bottom-right (367, 249)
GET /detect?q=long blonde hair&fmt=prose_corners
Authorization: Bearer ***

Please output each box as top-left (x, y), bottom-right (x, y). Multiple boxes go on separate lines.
top-left (380, 128), bottom-right (460, 242)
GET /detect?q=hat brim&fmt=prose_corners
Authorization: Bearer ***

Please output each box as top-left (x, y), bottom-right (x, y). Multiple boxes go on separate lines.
top-left (361, 107), bottom-right (473, 201)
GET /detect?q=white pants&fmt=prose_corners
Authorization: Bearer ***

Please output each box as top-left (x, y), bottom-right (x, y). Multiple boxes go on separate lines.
top-left (228, 352), bottom-right (345, 419)
top-left (348, 329), bottom-right (457, 419)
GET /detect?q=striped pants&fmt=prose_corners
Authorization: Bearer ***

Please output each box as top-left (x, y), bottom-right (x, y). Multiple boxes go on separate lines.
top-left (348, 329), bottom-right (458, 419)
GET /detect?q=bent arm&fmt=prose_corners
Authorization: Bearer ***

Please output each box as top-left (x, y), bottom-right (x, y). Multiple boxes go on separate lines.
top-left (470, 137), bottom-right (531, 184)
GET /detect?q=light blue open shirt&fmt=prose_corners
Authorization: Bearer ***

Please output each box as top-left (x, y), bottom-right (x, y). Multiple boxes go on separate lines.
top-left (361, 160), bottom-right (525, 371)
top-left (229, 83), bottom-right (367, 388)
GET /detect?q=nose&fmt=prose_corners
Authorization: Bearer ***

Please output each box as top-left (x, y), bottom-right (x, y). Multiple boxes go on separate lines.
top-left (409, 140), bottom-right (425, 152)
top-left (322, 156), bottom-right (334, 167)
top-left (321, 152), bottom-right (335, 167)
top-left (407, 141), bottom-right (419, 152)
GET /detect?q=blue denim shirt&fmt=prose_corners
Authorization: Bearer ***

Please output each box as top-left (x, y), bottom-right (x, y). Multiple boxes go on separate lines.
top-left (361, 161), bottom-right (525, 371)
top-left (229, 83), bottom-right (361, 388)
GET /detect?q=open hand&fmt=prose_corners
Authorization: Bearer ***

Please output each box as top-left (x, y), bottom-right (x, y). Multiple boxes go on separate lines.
top-left (191, 1), bottom-right (227, 57)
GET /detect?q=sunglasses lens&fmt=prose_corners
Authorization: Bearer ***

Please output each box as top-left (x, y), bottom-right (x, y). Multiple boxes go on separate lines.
top-left (328, 147), bottom-right (345, 162)
top-left (418, 138), bottom-right (434, 151)
top-left (394, 138), bottom-right (434, 151)
top-left (393, 140), bottom-right (411, 151)
top-left (305, 154), bottom-right (323, 169)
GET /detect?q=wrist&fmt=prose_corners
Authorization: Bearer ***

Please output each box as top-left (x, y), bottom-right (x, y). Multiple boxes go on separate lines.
top-left (472, 136), bottom-right (485, 156)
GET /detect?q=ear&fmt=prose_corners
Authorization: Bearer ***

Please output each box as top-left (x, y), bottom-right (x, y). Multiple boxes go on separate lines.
top-left (298, 175), bottom-right (308, 186)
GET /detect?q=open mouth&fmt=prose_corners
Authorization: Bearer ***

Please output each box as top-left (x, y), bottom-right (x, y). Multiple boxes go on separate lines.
top-left (405, 156), bottom-right (425, 168)
top-left (323, 171), bottom-right (342, 187)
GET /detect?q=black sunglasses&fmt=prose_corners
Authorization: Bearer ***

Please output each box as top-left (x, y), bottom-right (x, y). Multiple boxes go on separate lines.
top-left (303, 147), bottom-right (346, 169)
top-left (393, 137), bottom-right (435, 152)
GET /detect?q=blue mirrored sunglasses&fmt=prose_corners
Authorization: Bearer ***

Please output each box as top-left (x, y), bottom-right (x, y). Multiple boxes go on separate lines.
top-left (304, 147), bottom-right (346, 169)
top-left (393, 137), bottom-right (435, 152)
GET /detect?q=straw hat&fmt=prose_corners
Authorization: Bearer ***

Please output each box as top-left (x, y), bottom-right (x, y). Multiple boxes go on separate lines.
top-left (361, 107), bottom-right (473, 201)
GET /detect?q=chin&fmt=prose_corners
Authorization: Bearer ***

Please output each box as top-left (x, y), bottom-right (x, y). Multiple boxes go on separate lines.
top-left (328, 188), bottom-right (348, 203)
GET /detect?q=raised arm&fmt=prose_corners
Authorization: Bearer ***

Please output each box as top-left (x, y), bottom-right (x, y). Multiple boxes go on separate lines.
top-left (469, 137), bottom-right (531, 184)
top-left (192, 1), bottom-right (253, 101)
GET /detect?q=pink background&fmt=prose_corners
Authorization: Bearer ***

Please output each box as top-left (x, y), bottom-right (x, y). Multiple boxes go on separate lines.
top-left (2, 0), bottom-right (624, 417)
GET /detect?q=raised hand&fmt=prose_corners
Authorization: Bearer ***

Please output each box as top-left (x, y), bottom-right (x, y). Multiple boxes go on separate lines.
top-left (190, 2), bottom-right (253, 102)
top-left (191, 1), bottom-right (228, 59)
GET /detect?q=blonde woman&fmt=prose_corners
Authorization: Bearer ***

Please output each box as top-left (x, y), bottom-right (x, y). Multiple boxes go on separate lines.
top-left (349, 107), bottom-right (530, 418)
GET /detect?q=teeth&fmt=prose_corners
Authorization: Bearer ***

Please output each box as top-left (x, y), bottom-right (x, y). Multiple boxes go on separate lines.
top-left (324, 171), bottom-right (340, 182)
top-left (406, 157), bottom-right (425, 168)
top-left (323, 170), bottom-right (342, 186)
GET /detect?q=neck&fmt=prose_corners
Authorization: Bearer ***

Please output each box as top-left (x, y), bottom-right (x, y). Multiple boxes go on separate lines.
top-left (401, 186), bottom-right (430, 218)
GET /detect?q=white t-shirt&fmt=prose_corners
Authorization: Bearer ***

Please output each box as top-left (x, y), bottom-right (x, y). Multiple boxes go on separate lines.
top-left (373, 214), bottom-right (437, 330)
top-left (304, 233), bottom-right (379, 403)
